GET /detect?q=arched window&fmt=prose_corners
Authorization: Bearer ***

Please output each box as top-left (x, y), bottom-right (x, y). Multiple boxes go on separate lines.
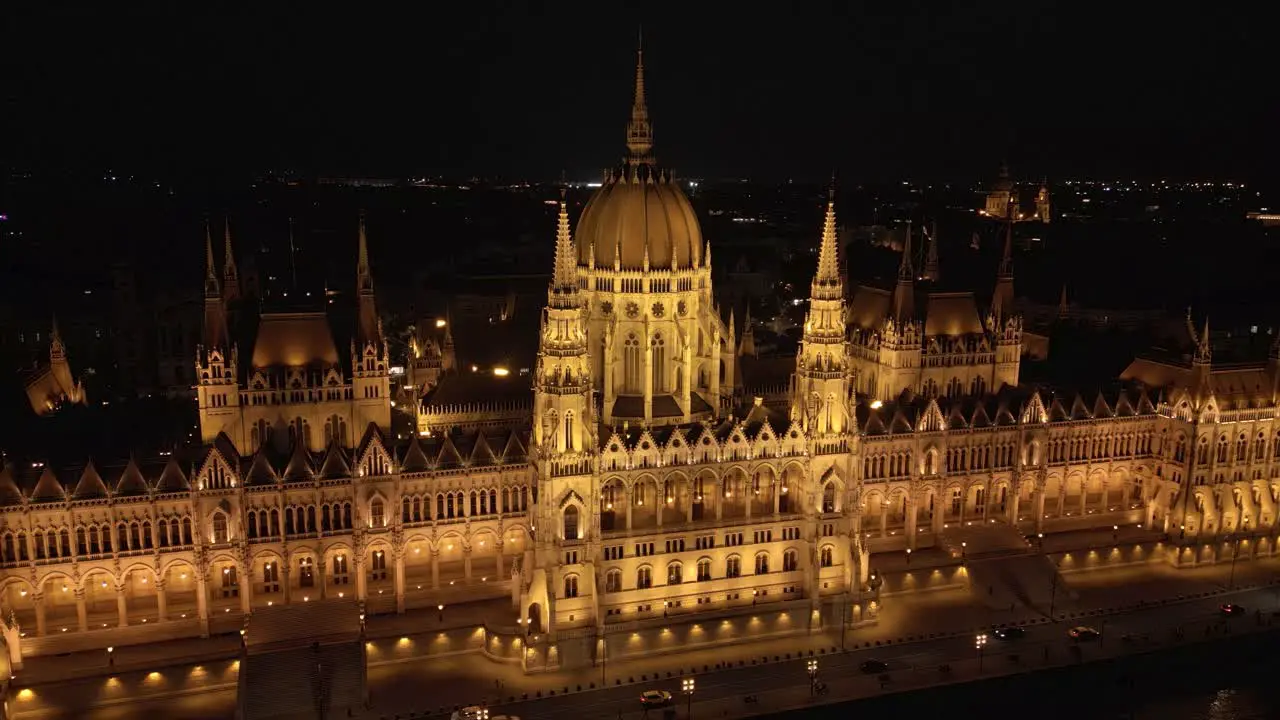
top-left (822, 483), bottom-right (836, 513)
top-left (369, 498), bottom-right (386, 527)
top-left (636, 566), bottom-right (652, 589)
top-left (1216, 436), bottom-right (1228, 463)
top-left (563, 411), bottom-right (574, 452)
top-left (783, 549), bottom-right (798, 572)
top-left (212, 512), bottom-right (229, 544)
top-left (623, 334), bottom-right (642, 394)
top-left (754, 553), bottom-right (770, 574)
top-left (605, 569), bottom-right (622, 593)
top-left (820, 545), bottom-right (834, 567)
top-left (563, 505), bottom-right (580, 540)
top-left (726, 555), bottom-right (741, 578)
top-left (697, 558), bottom-right (711, 581)
top-left (651, 333), bottom-right (666, 393)
top-left (564, 574), bottom-right (579, 598)
top-left (667, 562), bottom-right (683, 585)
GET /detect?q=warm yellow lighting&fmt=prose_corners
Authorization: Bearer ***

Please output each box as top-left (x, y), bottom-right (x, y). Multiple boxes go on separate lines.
top-left (493, 367), bottom-right (510, 377)
top-left (435, 319), bottom-right (447, 328)
top-left (870, 399), bottom-right (883, 409)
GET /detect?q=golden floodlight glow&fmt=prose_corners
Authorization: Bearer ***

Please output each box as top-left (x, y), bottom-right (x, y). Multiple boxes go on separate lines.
top-left (493, 367), bottom-right (510, 377)
top-left (435, 319), bottom-right (447, 328)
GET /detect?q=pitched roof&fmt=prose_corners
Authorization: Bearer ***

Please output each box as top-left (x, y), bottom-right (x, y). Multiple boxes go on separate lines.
top-left (31, 468), bottom-right (65, 502)
top-left (115, 458), bottom-right (151, 496)
top-left (72, 461), bottom-right (109, 499)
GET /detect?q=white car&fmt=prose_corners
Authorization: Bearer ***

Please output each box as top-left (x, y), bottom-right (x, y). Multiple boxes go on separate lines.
top-left (640, 690), bottom-right (673, 707)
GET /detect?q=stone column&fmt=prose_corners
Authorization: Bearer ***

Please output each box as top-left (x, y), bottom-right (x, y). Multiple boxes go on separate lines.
top-left (494, 543), bottom-right (504, 580)
top-left (282, 565), bottom-right (292, 604)
top-left (355, 558), bottom-right (367, 602)
top-left (195, 575), bottom-right (210, 637)
top-left (74, 589), bottom-right (88, 632)
top-left (394, 552), bottom-right (406, 614)
top-left (115, 585), bottom-right (129, 627)
top-left (905, 492), bottom-right (918, 550)
top-left (625, 486), bottom-right (634, 530)
top-left (431, 549), bottom-right (440, 589)
top-left (643, 332), bottom-right (654, 424)
top-left (1035, 484), bottom-right (1047, 535)
top-left (34, 594), bottom-right (46, 637)
top-left (155, 580), bottom-right (168, 622)
top-left (879, 502), bottom-right (888, 538)
top-left (239, 567), bottom-right (253, 614)
top-left (463, 545), bottom-right (473, 582)
top-left (317, 558), bottom-right (327, 600)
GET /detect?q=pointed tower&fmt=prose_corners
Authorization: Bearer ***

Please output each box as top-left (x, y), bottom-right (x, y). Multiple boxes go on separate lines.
top-left (921, 220), bottom-right (940, 282)
top-left (792, 190), bottom-right (854, 435)
top-left (1036, 179), bottom-right (1051, 224)
top-left (222, 216), bottom-right (241, 302)
top-left (989, 201), bottom-right (1022, 390)
top-left (1267, 326), bottom-right (1280, 404)
top-left (991, 201), bottom-right (1015, 321)
top-left (625, 35), bottom-right (654, 164)
top-left (441, 309), bottom-right (457, 372)
top-left (197, 219), bottom-right (241, 445)
top-left (350, 212), bottom-right (392, 435)
top-left (1058, 284), bottom-right (1069, 317)
top-left (892, 220), bottom-right (915, 322)
top-left (48, 315), bottom-right (84, 404)
top-left (737, 307), bottom-right (757, 358)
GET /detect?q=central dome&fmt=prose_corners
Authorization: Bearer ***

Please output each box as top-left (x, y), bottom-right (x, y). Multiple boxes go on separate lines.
top-left (574, 48), bottom-right (704, 272)
top-left (575, 168), bottom-right (703, 270)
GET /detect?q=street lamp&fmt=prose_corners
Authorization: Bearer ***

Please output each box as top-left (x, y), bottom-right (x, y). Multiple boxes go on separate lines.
top-left (905, 547), bottom-right (912, 566)
top-left (961, 541), bottom-right (967, 562)
top-left (806, 658), bottom-right (819, 695)
top-left (1037, 532), bottom-right (1044, 552)
top-left (975, 633), bottom-right (988, 671)
top-left (752, 590), bottom-right (758, 607)
top-left (107, 646), bottom-right (114, 668)
top-left (1112, 525), bottom-right (1119, 543)
top-left (438, 603), bottom-right (445, 622)
top-left (682, 676), bottom-right (696, 716)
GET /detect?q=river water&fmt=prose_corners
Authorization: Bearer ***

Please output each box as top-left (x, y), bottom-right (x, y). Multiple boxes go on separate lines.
top-left (768, 629), bottom-right (1276, 720)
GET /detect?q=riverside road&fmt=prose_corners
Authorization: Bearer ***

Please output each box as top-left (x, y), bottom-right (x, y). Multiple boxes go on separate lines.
top-left (499, 585), bottom-right (1279, 720)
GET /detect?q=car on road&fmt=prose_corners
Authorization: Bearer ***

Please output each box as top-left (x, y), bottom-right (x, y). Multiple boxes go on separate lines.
top-left (1067, 626), bottom-right (1100, 641)
top-left (451, 707), bottom-right (488, 720)
top-left (859, 659), bottom-right (889, 674)
top-left (1220, 603), bottom-right (1245, 616)
top-left (992, 627), bottom-right (1025, 640)
top-left (640, 690), bottom-right (673, 708)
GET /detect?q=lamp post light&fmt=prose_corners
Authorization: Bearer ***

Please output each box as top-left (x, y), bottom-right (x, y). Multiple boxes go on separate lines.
top-left (961, 541), bottom-right (967, 562)
top-left (806, 659), bottom-right (819, 695)
top-left (975, 633), bottom-right (988, 672)
top-left (1112, 525), bottom-right (1119, 544)
top-left (752, 590), bottom-right (758, 607)
top-left (682, 677), bottom-right (695, 717)
top-left (107, 646), bottom-right (114, 668)
top-left (905, 547), bottom-right (912, 566)
top-left (438, 603), bottom-right (445, 622)
top-left (1037, 532), bottom-right (1045, 553)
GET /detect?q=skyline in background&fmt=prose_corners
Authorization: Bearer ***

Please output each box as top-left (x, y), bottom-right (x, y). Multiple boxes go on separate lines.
top-left (4, 3), bottom-right (1271, 184)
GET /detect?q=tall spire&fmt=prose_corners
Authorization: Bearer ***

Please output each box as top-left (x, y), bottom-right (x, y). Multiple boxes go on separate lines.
top-left (899, 220), bottom-right (916, 280)
top-left (1194, 316), bottom-right (1212, 365)
top-left (991, 199), bottom-right (1016, 320)
top-left (552, 190), bottom-right (578, 292)
top-left (625, 31), bottom-right (654, 163)
top-left (50, 314), bottom-right (65, 362)
top-left (357, 211), bottom-right (374, 295)
top-left (355, 211), bottom-right (380, 347)
top-left (811, 185), bottom-right (842, 297)
top-left (921, 221), bottom-right (939, 282)
top-left (222, 216), bottom-right (240, 301)
top-left (892, 220), bottom-right (915, 321)
top-left (203, 218), bottom-right (220, 299)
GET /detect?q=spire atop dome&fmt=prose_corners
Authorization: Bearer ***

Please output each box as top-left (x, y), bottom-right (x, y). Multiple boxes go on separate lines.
top-left (625, 33), bottom-right (654, 163)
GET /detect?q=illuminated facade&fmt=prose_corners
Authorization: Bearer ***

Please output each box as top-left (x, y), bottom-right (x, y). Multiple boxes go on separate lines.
top-left (0, 52), bottom-right (1278, 675)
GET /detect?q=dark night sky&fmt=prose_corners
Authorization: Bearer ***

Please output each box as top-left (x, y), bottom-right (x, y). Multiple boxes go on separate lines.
top-left (4, 3), bottom-right (1274, 182)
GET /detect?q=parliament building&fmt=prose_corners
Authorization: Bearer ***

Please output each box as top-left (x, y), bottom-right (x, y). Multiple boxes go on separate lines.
top-left (1, 51), bottom-right (1279, 673)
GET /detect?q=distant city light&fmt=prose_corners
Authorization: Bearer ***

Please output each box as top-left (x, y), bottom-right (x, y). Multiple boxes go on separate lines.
top-left (435, 319), bottom-right (447, 328)
top-left (493, 367), bottom-right (510, 377)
